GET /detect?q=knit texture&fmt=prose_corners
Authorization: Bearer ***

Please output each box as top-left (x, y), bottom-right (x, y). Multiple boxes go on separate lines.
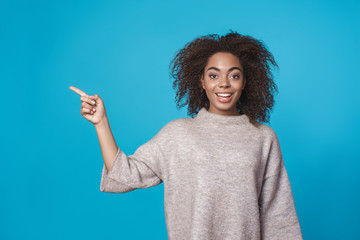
top-left (100, 107), bottom-right (303, 240)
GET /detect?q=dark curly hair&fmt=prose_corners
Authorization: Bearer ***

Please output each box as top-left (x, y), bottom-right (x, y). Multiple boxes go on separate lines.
top-left (169, 30), bottom-right (279, 124)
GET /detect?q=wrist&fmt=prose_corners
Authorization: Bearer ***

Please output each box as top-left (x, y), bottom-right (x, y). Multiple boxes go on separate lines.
top-left (94, 116), bottom-right (109, 129)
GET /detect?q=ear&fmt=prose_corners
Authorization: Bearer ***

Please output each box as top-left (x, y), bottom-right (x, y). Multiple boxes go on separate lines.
top-left (200, 75), bottom-right (205, 89)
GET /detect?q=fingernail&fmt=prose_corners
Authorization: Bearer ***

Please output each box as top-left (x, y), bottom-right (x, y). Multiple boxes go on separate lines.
top-left (91, 100), bottom-right (96, 105)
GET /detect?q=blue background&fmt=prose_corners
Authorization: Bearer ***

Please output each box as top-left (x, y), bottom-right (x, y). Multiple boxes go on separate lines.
top-left (1, 0), bottom-right (359, 239)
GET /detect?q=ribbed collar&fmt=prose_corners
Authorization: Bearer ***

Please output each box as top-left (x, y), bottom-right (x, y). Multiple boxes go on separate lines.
top-left (194, 107), bottom-right (249, 125)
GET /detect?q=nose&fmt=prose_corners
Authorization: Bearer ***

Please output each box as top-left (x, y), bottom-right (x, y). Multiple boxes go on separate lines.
top-left (218, 77), bottom-right (231, 88)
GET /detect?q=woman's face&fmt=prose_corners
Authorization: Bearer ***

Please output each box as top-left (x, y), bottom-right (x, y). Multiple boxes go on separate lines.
top-left (200, 52), bottom-right (246, 116)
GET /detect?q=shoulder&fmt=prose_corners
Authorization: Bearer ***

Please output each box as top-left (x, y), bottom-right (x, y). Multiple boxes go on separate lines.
top-left (159, 117), bottom-right (192, 132)
top-left (247, 121), bottom-right (279, 144)
top-left (249, 122), bottom-right (276, 138)
top-left (151, 117), bottom-right (193, 142)
top-left (258, 123), bottom-right (277, 137)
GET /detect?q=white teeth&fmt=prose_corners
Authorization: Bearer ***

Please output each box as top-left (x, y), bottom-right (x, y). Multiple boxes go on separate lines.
top-left (216, 93), bottom-right (232, 97)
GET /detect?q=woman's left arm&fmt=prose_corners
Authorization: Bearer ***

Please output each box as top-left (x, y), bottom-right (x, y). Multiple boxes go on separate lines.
top-left (259, 132), bottom-right (303, 240)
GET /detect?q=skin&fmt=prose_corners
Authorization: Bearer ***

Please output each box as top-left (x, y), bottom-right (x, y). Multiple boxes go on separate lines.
top-left (200, 52), bottom-right (246, 116)
top-left (68, 86), bottom-right (105, 125)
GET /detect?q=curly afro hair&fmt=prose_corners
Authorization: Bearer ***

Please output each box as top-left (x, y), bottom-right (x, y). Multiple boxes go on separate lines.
top-left (169, 30), bottom-right (279, 124)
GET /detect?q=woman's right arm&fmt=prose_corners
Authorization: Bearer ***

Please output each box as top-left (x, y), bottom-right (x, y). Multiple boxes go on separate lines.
top-left (94, 116), bottom-right (119, 172)
top-left (69, 86), bottom-right (163, 193)
top-left (69, 86), bottom-right (117, 171)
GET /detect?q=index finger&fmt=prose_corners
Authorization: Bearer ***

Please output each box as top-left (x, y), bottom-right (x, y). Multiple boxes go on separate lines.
top-left (69, 86), bottom-right (89, 97)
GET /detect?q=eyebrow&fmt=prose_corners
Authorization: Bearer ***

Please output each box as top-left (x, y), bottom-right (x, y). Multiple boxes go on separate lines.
top-left (206, 67), bottom-right (242, 73)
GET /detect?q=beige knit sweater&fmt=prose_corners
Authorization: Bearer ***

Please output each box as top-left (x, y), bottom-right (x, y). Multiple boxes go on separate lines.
top-left (100, 107), bottom-right (303, 240)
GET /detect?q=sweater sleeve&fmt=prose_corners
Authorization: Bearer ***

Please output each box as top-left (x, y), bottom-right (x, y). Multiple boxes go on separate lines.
top-left (100, 138), bottom-right (163, 193)
top-left (259, 132), bottom-right (303, 240)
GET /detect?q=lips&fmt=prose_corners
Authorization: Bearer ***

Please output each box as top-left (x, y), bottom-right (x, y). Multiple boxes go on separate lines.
top-left (215, 92), bottom-right (233, 103)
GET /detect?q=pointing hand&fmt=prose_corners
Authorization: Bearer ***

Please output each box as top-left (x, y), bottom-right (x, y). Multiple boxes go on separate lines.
top-left (69, 86), bottom-right (107, 126)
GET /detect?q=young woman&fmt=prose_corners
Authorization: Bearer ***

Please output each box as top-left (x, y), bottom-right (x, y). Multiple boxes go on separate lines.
top-left (70, 31), bottom-right (303, 239)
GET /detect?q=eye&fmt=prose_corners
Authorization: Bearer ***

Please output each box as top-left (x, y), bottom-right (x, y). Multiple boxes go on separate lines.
top-left (209, 74), bottom-right (218, 79)
top-left (231, 74), bottom-right (240, 79)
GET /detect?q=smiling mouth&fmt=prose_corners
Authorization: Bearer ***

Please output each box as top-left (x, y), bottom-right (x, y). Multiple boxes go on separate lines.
top-left (215, 93), bottom-right (233, 103)
top-left (216, 93), bottom-right (233, 97)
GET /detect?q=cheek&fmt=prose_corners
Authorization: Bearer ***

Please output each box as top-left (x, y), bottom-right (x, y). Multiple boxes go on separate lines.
top-left (234, 81), bottom-right (245, 91)
top-left (203, 83), bottom-right (216, 97)
top-left (204, 79), bottom-right (217, 89)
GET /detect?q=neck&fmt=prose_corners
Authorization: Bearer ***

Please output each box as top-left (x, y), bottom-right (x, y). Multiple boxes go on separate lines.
top-left (195, 107), bottom-right (249, 125)
top-left (208, 107), bottom-right (240, 116)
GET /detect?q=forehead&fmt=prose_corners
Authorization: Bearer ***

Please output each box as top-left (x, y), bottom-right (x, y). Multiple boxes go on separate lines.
top-left (206, 52), bottom-right (242, 69)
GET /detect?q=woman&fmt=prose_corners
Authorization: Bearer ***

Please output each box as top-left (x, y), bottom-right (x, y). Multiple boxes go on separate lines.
top-left (69, 31), bottom-right (303, 239)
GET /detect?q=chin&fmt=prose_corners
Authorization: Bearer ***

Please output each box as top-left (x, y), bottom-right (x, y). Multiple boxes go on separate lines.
top-left (207, 94), bottom-right (241, 115)
top-left (211, 104), bottom-right (238, 115)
